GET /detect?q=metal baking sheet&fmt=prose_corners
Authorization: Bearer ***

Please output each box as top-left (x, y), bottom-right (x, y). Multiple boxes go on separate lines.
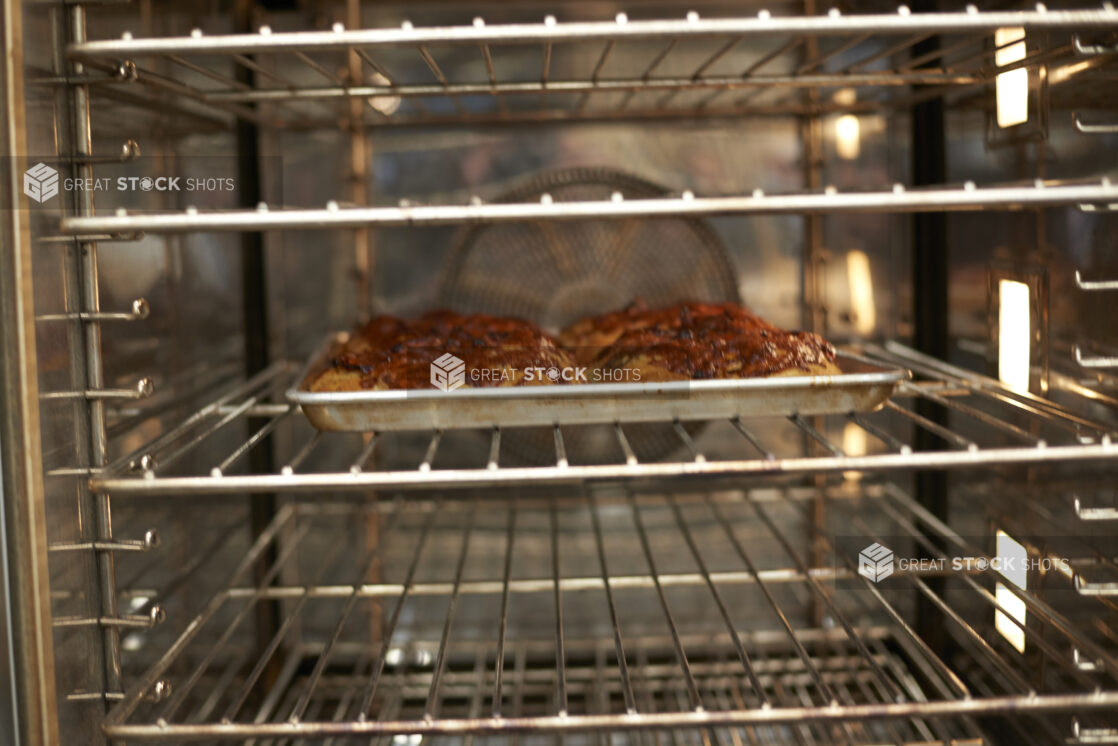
top-left (288, 332), bottom-right (910, 432)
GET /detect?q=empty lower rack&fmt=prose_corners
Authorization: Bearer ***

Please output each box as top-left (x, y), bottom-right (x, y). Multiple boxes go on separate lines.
top-left (105, 484), bottom-right (1118, 742)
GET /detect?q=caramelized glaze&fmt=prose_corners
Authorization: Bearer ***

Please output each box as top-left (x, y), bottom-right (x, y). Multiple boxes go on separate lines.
top-left (567, 301), bottom-right (837, 380)
top-left (327, 311), bottom-right (575, 389)
top-left (313, 302), bottom-right (838, 391)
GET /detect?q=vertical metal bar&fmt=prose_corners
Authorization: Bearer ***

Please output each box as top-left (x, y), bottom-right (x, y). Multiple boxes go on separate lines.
top-left (799, 20), bottom-right (824, 338)
top-left (423, 502), bottom-right (476, 719)
top-left (587, 494), bottom-right (637, 714)
top-left (68, 2), bottom-right (123, 704)
top-left (910, 0), bottom-right (951, 655)
top-left (509, 645), bottom-right (527, 746)
top-left (419, 429), bottom-right (442, 472)
top-left (0, 0), bottom-right (58, 737)
top-left (614, 422), bottom-right (638, 465)
top-left (355, 504), bottom-right (438, 718)
top-left (478, 41), bottom-right (506, 115)
top-left (492, 504), bottom-right (516, 717)
top-left (795, 4), bottom-right (831, 637)
top-left (221, 539), bottom-right (348, 722)
top-left (541, 41), bottom-right (553, 85)
top-left (288, 503), bottom-right (405, 721)
top-left (631, 645), bottom-right (658, 744)
top-left (553, 425), bottom-right (568, 468)
top-left (158, 519), bottom-right (313, 721)
top-left (348, 0), bottom-right (373, 318)
top-left (480, 43), bottom-right (498, 85)
top-left (592, 641), bottom-right (608, 744)
top-left (666, 496), bottom-right (768, 706)
top-left (628, 495), bottom-right (703, 711)
top-left (487, 427), bottom-right (501, 470)
top-left (706, 496), bottom-right (836, 706)
top-left (462, 647), bottom-right (489, 746)
top-left (233, 0), bottom-right (282, 684)
top-left (550, 500), bottom-right (568, 716)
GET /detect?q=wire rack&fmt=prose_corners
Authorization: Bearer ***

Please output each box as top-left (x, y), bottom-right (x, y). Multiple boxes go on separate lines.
top-left (56, 178), bottom-right (1118, 236)
top-left (65, 7), bottom-right (1118, 129)
top-left (87, 341), bottom-right (1117, 497)
top-left (103, 483), bottom-right (1118, 742)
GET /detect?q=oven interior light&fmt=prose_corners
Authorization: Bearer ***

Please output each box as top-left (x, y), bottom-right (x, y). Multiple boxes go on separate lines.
top-left (833, 89), bottom-right (860, 159)
top-left (846, 250), bottom-right (876, 335)
top-left (995, 28), bottom-right (1028, 128)
top-left (994, 529), bottom-right (1028, 654)
top-left (835, 115), bottom-right (860, 159)
top-left (842, 422), bottom-right (867, 457)
top-left (841, 422), bottom-right (867, 481)
top-left (367, 72), bottom-right (402, 115)
top-left (998, 279), bottom-right (1030, 393)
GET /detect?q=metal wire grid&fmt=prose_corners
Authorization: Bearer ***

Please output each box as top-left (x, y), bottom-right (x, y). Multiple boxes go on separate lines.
top-left (86, 341), bottom-right (1117, 497)
top-left (64, 8), bottom-right (1118, 129)
top-left (103, 484), bottom-right (1118, 742)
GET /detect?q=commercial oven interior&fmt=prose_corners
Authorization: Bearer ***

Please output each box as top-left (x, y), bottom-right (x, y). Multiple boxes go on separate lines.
top-left (2, 0), bottom-right (1118, 744)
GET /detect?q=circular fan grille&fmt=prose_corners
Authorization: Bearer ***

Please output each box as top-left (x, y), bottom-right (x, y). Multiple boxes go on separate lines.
top-left (437, 167), bottom-right (741, 465)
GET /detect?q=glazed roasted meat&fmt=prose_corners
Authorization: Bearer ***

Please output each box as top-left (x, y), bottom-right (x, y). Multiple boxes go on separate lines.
top-left (560, 300), bottom-right (840, 382)
top-left (308, 310), bottom-right (577, 391)
top-left (307, 302), bottom-right (840, 392)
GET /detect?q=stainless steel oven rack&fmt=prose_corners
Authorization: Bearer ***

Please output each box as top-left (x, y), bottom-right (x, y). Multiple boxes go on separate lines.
top-left (66, 7), bottom-right (1118, 129)
top-left (102, 484), bottom-right (1118, 743)
top-left (58, 178), bottom-right (1118, 236)
top-left (87, 342), bottom-right (1117, 497)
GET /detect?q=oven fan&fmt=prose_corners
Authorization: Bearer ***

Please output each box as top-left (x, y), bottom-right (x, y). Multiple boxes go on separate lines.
top-left (438, 167), bottom-right (741, 465)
